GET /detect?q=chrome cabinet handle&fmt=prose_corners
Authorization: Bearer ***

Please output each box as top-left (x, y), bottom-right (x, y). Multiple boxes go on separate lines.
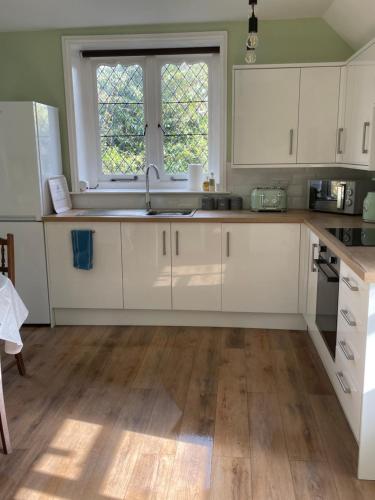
top-left (342, 277), bottom-right (359, 292)
top-left (337, 127), bottom-right (344, 154)
top-left (175, 231), bottom-right (179, 256)
top-left (162, 230), bottom-right (166, 256)
top-left (339, 340), bottom-right (355, 361)
top-left (336, 371), bottom-right (351, 394)
top-left (226, 232), bottom-right (230, 257)
top-left (340, 309), bottom-right (356, 327)
top-left (289, 129), bottom-right (294, 155)
top-left (311, 243), bottom-right (319, 272)
top-left (362, 121), bottom-right (370, 154)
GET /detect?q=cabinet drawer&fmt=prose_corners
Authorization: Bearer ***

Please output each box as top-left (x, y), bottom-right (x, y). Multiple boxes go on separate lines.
top-left (333, 347), bottom-right (362, 441)
top-left (336, 313), bottom-right (365, 390)
top-left (337, 292), bottom-right (367, 361)
top-left (339, 262), bottom-right (368, 320)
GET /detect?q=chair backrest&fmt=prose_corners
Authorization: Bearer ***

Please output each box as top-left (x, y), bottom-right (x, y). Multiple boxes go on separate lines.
top-left (0, 234), bottom-right (15, 285)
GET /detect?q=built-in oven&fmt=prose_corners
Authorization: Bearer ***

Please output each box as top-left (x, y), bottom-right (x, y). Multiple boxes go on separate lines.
top-left (314, 242), bottom-right (340, 360)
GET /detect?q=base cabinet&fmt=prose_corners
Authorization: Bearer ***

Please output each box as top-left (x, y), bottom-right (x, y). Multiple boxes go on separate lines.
top-left (222, 223), bottom-right (300, 313)
top-left (122, 223), bottom-right (171, 310)
top-left (45, 222), bottom-right (123, 309)
top-left (171, 223), bottom-right (222, 311)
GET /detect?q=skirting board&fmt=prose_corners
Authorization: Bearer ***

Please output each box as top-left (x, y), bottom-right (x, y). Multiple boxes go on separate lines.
top-left (53, 309), bottom-right (307, 330)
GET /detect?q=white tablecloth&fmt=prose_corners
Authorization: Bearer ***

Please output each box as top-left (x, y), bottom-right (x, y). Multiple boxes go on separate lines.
top-left (0, 275), bottom-right (28, 354)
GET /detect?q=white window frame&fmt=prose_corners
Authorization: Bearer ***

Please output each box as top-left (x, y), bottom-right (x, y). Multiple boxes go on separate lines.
top-left (62, 32), bottom-right (227, 192)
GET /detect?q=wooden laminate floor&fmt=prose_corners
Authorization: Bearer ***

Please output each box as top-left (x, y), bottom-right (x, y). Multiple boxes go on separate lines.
top-left (0, 325), bottom-right (374, 500)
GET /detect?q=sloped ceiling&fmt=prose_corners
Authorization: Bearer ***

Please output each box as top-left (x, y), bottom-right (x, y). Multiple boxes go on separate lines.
top-left (324, 0), bottom-right (375, 50)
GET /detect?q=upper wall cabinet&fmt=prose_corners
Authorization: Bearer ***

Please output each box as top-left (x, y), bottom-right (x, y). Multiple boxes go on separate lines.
top-left (232, 65), bottom-right (341, 167)
top-left (232, 67), bottom-right (300, 165)
top-left (342, 64), bottom-right (375, 168)
top-left (297, 67), bottom-right (341, 164)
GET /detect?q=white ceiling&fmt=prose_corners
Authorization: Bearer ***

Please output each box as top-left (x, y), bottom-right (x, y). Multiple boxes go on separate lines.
top-left (0, 0), bottom-right (334, 32)
top-left (0, 0), bottom-right (374, 52)
top-left (324, 0), bottom-right (375, 50)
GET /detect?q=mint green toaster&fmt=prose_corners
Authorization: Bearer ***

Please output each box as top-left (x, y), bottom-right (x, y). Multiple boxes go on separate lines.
top-left (250, 187), bottom-right (288, 212)
top-left (363, 192), bottom-right (375, 222)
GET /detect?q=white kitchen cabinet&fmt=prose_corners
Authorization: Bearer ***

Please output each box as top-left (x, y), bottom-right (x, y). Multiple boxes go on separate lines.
top-left (343, 64), bottom-right (375, 167)
top-left (297, 66), bottom-right (341, 164)
top-left (171, 223), bottom-right (221, 311)
top-left (232, 67), bottom-right (300, 165)
top-left (222, 223), bottom-right (300, 313)
top-left (122, 223), bottom-right (171, 310)
top-left (45, 222), bottom-right (123, 309)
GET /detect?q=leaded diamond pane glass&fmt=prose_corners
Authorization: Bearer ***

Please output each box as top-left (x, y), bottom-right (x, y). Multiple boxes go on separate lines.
top-left (161, 62), bottom-right (209, 175)
top-left (96, 64), bottom-right (145, 176)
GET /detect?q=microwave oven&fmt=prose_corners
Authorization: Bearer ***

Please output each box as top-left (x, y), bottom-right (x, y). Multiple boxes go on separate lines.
top-left (308, 179), bottom-right (375, 215)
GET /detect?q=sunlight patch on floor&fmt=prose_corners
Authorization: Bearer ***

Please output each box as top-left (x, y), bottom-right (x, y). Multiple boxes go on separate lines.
top-left (32, 418), bottom-right (102, 480)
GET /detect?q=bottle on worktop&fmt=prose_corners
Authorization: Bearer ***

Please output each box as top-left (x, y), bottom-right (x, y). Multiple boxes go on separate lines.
top-left (202, 176), bottom-right (210, 192)
top-left (209, 172), bottom-right (216, 192)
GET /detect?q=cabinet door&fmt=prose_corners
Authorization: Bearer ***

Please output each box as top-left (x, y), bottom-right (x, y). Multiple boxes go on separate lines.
top-left (45, 222), bottom-right (123, 309)
top-left (122, 223), bottom-right (171, 310)
top-left (298, 67), bottom-right (340, 164)
top-left (344, 64), bottom-right (375, 166)
top-left (233, 68), bottom-right (300, 165)
top-left (305, 230), bottom-right (320, 330)
top-left (222, 224), bottom-right (300, 313)
top-left (171, 223), bottom-right (221, 311)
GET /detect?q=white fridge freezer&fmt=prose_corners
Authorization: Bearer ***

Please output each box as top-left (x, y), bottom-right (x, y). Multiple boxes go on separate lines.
top-left (0, 102), bottom-right (63, 324)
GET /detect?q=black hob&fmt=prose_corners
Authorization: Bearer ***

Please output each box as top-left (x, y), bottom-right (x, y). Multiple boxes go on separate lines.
top-left (327, 227), bottom-right (375, 246)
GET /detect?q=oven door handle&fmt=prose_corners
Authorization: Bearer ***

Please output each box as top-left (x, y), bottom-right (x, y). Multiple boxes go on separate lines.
top-left (314, 259), bottom-right (339, 282)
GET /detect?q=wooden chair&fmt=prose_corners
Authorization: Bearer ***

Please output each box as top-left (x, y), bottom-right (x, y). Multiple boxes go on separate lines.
top-left (0, 234), bottom-right (26, 376)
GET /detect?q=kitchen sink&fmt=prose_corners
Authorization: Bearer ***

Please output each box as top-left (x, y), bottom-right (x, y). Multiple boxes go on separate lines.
top-left (75, 208), bottom-right (196, 217)
top-left (146, 209), bottom-right (196, 217)
top-left (76, 209), bottom-right (147, 217)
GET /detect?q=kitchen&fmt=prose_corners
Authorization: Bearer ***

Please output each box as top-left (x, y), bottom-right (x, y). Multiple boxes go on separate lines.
top-left (1, 1), bottom-right (375, 499)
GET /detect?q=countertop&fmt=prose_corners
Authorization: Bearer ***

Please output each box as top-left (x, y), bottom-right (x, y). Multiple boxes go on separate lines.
top-left (43, 209), bottom-right (375, 283)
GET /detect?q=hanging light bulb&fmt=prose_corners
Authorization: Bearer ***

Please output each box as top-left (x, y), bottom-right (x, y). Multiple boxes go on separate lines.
top-left (247, 8), bottom-right (259, 49)
top-left (245, 48), bottom-right (257, 64)
top-left (245, 0), bottom-right (259, 64)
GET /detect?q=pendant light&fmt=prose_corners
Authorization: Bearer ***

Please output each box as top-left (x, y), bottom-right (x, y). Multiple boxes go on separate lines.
top-left (245, 0), bottom-right (258, 64)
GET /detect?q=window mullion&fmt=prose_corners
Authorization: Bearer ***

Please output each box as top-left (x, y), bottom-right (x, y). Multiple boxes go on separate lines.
top-left (144, 57), bottom-right (164, 179)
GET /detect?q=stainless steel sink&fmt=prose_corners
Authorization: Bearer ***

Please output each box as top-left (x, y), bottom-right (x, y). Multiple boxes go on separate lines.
top-left (76, 209), bottom-right (147, 217)
top-left (145, 209), bottom-right (196, 217)
top-left (75, 208), bottom-right (196, 217)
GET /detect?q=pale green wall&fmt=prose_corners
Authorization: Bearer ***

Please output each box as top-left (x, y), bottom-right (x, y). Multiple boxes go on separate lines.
top-left (0, 18), bottom-right (352, 180)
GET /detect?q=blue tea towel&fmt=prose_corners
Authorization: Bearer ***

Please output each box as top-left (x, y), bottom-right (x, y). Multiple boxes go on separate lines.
top-left (71, 230), bottom-right (94, 270)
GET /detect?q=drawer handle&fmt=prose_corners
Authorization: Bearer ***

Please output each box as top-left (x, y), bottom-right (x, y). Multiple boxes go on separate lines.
top-left (226, 232), bottom-right (230, 258)
top-left (362, 121), bottom-right (370, 154)
top-left (340, 309), bottom-right (356, 327)
top-left (342, 277), bottom-right (359, 292)
top-left (289, 129), bottom-right (294, 155)
top-left (336, 371), bottom-right (351, 394)
top-left (339, 340), bottom-right (355, 361)
top-left (175, 230), bottom-right (179, 256)
top-left (337, 127), bottom-right (344, 155)
top-left (162, 230), bottom-right (167, 256)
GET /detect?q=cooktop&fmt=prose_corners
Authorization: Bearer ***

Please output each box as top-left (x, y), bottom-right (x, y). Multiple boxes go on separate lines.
top-left (327, 227), bottom-right (375, 247)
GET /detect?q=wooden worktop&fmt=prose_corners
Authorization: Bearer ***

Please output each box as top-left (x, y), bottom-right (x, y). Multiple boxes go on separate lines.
top-left (43, 209), bottom-right (375, 283)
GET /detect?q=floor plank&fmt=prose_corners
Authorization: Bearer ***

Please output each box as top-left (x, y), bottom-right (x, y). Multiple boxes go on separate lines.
top-left (249, 393), bottom-right (296, 500)
top-left (213, 348), bottom-right (250, 459)
top-left (210, 457), bottom-right (252, 500)
top-left (290, 460), bottom-right (339, 500)
top-left (245, 329), bottom-right (276, 393)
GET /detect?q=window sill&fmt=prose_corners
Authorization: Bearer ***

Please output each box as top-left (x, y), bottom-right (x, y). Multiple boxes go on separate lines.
top-left (70, 189), bottom-right (231, 195)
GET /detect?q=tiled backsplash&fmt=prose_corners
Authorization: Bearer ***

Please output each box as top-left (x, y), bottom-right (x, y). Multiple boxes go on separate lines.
top-left (72, 164), bottom-right (374, 211)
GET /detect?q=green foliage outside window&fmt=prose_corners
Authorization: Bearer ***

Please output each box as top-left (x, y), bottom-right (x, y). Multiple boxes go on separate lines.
top-left (96, 61), bottom-right (209, 176)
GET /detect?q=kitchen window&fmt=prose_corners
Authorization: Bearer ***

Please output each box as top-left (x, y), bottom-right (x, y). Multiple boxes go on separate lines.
top-left (62, 33), bottom-right (227, 191)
